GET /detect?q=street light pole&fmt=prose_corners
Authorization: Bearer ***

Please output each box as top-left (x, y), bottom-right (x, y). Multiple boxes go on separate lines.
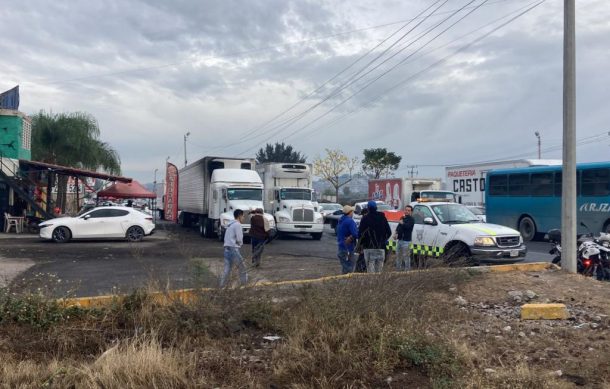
top-left (153, 168), bottom-right (158, 223)
top-left (562, 0), bottom-right (577, 273)
top-left (535, 131), bottom-right (541, 159)
top-left (184, 132), bottom-right (191, 167)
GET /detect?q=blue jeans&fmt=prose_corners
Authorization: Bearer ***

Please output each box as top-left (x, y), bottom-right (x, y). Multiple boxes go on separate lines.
top-left (396, 240), bottom-right (412, 271)
top-left (338, 249), bottom-right (354, 274)
top-left (220, 246), bottom-right (248, 287)
top-left (364, 249), bottom-right (385, 273)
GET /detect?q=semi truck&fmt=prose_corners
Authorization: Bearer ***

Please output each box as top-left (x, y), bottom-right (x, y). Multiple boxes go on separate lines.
top-left (368, 178), bottom-right (457, 209)
top-left (178, 156), bottom-right (275, 239)
top-left (256, 163), bottom-right (324, 240)
top-left (445, 159), bottom-right (561, 206)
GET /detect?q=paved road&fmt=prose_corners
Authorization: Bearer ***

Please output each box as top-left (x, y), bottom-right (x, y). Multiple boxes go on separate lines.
top-left (0, 223), bottom-right (552, 297)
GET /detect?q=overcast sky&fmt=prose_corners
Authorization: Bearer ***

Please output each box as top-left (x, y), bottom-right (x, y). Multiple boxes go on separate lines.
top-left (1, 0), bottom-right (608, 184)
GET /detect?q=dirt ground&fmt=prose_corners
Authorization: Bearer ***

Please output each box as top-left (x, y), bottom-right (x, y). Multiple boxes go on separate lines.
top-left (445, 268), bottom-right (610, 387)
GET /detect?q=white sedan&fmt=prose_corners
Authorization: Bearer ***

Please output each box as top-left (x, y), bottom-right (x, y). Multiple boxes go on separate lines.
top-left (39, 206), bottom-right (155, 243)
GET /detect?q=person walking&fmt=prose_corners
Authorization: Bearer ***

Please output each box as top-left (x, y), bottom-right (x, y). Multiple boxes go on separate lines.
top-left (249, 208), bottom-right (269, 267)
top-left (358, 201), bottom-right (391, 273)
top-left (394, 205), bottom-right (415, 271)
top-left (220, 209), bottom-right (248, 288)
top-left (336, 205), bottom-right (358, 274)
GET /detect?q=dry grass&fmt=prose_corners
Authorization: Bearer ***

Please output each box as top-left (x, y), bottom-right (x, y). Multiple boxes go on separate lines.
top-left (0, 269), bottom-right (599, 388)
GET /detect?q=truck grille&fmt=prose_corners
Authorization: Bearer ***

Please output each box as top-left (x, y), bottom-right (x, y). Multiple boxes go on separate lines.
top-left (496, 236), bottom-right (520, 247)
top-left (293, 208), bottom-right (314, 222)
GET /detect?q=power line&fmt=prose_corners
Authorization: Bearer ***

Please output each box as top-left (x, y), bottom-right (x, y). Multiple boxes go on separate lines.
top-left (287, 0), bottom-right (545, 144)
top-left (246, 0), bottom-right (488, 151)
top-left (38, 0), bottom-right (526, 86)
top-left (193, 0), bottom-right (448, 154)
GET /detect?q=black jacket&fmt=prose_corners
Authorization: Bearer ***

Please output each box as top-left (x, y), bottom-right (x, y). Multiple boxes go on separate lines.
top-left (358, 209), bottom-right (391, 250)
top-left (395, 215), bottom-right (415, 241)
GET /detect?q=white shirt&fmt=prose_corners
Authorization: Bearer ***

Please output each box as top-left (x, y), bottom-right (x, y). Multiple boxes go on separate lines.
top-left (223, 220), bottom-right (243, 248)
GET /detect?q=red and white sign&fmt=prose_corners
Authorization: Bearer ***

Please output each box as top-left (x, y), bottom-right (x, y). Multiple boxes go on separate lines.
top-left (368, 179), bottom-right (402, 209)
top-left (164, 163), bottom-right (179, 222)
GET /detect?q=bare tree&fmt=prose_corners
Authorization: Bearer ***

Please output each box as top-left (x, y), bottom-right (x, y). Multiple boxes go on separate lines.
top-left (313, 149), bottom-right (359, 202)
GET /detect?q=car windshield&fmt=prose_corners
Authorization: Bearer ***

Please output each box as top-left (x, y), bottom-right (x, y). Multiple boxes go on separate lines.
top-left (420, 191), bottom-right (456, 201)
top-left (280, 188), bottom-right (312, 200)
top-left (468, 207), bottom-right (484, 215)
top-left (227, 188), bottom-right (263, 201)
top-left (321, 204), bottom-right (341, 211)
top-left (431, 204), bottom-right (479, 224)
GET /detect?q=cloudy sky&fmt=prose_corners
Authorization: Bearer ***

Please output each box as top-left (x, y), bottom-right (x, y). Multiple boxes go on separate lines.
top-left (1, 0), bottom-right (608, 184)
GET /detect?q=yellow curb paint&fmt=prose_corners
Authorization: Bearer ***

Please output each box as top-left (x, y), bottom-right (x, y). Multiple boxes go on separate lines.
top-left (60, 262), bottom-right (555, 308)
top-left (521, 303), bottom-right (569, 320)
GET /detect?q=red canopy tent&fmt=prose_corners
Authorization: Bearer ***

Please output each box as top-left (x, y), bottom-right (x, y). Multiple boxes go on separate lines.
top-left (97, 180), bottom-right (156, 199)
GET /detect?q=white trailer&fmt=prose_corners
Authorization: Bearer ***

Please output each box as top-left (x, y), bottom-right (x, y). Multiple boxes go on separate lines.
top-left (445, 159), bottom-right (562, 206)
top-left (256, 163), bottom-right (324, 240)
top-left (368, 178), bottom-right (457, 209)
top-left (178, 156), bottom-right (275, 239)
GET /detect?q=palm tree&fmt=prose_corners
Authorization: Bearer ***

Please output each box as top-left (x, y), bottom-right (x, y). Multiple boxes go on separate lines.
top-left (31, 111), bottom-right (121, 212)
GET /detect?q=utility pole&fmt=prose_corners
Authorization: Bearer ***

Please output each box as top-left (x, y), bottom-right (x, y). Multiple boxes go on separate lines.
top-left (405, 165), bottom-right (418, 178)
top-left (183, 132), bottom-right (190, 167)
top-left (153, 168), bottom-right (158, 223)
top-left (562, 0), bottom-right (577, 273)
top-left (535, 131), bottom-right (541, 159)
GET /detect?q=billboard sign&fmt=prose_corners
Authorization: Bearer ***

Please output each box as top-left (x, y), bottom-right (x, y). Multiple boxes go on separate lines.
top-left (368, 179), bottom-right (402, 209)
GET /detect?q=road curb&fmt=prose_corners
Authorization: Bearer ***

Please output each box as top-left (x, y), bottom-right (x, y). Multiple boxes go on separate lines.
top-left (60, 261), bottom-right (555, 308)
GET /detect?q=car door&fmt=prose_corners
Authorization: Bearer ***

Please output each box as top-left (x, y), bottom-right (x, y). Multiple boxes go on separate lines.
top-left (105, 209), bottom-right (132, 237)
top-left (412, 205), bottom-right (440, 255)
top-left (76, 209), bottom-right (112, 238)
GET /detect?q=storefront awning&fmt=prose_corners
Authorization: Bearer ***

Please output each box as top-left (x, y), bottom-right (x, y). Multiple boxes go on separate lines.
top-left (19, 160), bottom-right (132, 183)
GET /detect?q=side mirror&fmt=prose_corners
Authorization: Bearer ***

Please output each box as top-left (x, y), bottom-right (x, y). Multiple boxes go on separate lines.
top-left (423, 217), bottom-right (435, 225)
top-left (83, 214), bottom-right (91, 220)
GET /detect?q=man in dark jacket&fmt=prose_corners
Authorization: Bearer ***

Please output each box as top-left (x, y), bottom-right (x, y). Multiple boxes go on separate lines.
top-left (336, 205), bottom-right (359, 274)
top-left (358, 201), bottom-right (391, 273)
top-left (394, 205), bottom-right (415, 270)
top-left (249, 208), bottom-right (269, 267)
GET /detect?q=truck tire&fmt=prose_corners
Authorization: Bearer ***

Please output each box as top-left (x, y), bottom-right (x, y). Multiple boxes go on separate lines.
top-left (180, 212), bottom-right (192, 228)
top-left (205, 218), bottom-right (216, 239)
top-left (199, 217), bottom-right (207, 237)
top-left (443, 242), bottom-right (473, 266)
top-left (518, 216), bottom-right (537, 242)
top-left (217, 226), bottom-right (225, 242)
top-left (311, 232), bottom-right (323, 240)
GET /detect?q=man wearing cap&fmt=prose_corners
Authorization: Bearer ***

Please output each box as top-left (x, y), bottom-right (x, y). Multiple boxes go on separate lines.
top-left (358, 200), bottom-right (392, 273)
top-left (336, 205), bottom-right (359, 274)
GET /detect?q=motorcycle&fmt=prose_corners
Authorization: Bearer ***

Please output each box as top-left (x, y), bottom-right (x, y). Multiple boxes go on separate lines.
top-left (547, 224), bottom-right (610, 281)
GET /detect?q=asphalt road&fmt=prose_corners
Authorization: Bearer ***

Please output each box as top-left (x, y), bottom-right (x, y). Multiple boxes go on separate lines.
top-left (0, 223), bottom-right (553, 297)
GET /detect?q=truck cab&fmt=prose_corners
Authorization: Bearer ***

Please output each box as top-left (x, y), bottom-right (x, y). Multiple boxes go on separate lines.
top-left (257, 163), bottom-right (324, 240)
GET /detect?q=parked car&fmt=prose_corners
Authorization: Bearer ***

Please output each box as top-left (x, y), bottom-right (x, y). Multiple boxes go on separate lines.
top-left (319, 203), bottom-right (342, 222)
top-left (39, 206), bottom-right (155, 243)
top-left (467, 206), bottom-right (486, 222)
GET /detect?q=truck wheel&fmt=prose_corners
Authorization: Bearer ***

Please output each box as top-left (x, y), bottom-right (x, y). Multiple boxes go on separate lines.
top-left (311, 232), bottom-right (323, 240)
top-left (205, 218), bottom-right (216, 238)
top-left (217, 227), bottom-right (225, 242)
top-left (443, 242), bottom-right (472, 266)
top-left (199, 217), bottom-right (207, 237)
top-left (180, 212), bottom-right (191, 228)
top-left (518, 216), bottom-right (536, 242)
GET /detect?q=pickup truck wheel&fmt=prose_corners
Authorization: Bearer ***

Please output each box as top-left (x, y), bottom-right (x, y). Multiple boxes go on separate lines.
top-left (443, 243), bottom-right (472, 267)
top-left (518, 216), bottom-right (537, 242)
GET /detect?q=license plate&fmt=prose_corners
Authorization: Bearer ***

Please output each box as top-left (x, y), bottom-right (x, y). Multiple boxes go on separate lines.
top-left (510, 250), bottom-right (519, 257)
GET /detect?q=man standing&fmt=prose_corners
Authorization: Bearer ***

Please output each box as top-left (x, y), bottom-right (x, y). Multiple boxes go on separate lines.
top-left (394, 205), bottom-right (415, 271)
top-left (220, 209), bottom-right (248, 288)
top-left (358, 201), bottom-right (391, 273)
top-left (249, 208), bottom-right (269, 268)
top-left (336, 205), bottom-right (358, 274)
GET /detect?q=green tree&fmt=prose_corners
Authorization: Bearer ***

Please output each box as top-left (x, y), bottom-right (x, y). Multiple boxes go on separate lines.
top-left (255, 142), bottom-right (306, 163)
top-left (361, 148), bottom-right (402, 179)
top-left (31, 111), bottom-right (121, 212)
top-left (313, 149), bottom-right (359, 202)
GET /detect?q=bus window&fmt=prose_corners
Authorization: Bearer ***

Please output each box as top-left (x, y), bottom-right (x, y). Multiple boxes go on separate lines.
top-left (531, 172), bottom-right (553, 196)
top-left (489, 174), bottom-right (508, 196)
top-left (508, 174), bottom-right (530, 196)
top-left (582, 168), bottom-right (610, 196)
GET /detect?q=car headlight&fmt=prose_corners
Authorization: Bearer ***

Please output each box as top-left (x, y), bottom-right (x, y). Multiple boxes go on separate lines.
top-left (519, 235), bottom-right (524, 245)
top-left (474, 237), bottom-right (496, 247)
top-left (278, 216), bottom-right (290, 223)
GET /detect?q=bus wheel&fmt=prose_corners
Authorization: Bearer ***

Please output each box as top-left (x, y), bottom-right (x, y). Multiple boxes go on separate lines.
top-left (518, 216), bottom-right (536, 242)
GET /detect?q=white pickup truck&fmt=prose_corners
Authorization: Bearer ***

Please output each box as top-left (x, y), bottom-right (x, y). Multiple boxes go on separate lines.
top-left (393, 202), bottom-right (527, 263)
